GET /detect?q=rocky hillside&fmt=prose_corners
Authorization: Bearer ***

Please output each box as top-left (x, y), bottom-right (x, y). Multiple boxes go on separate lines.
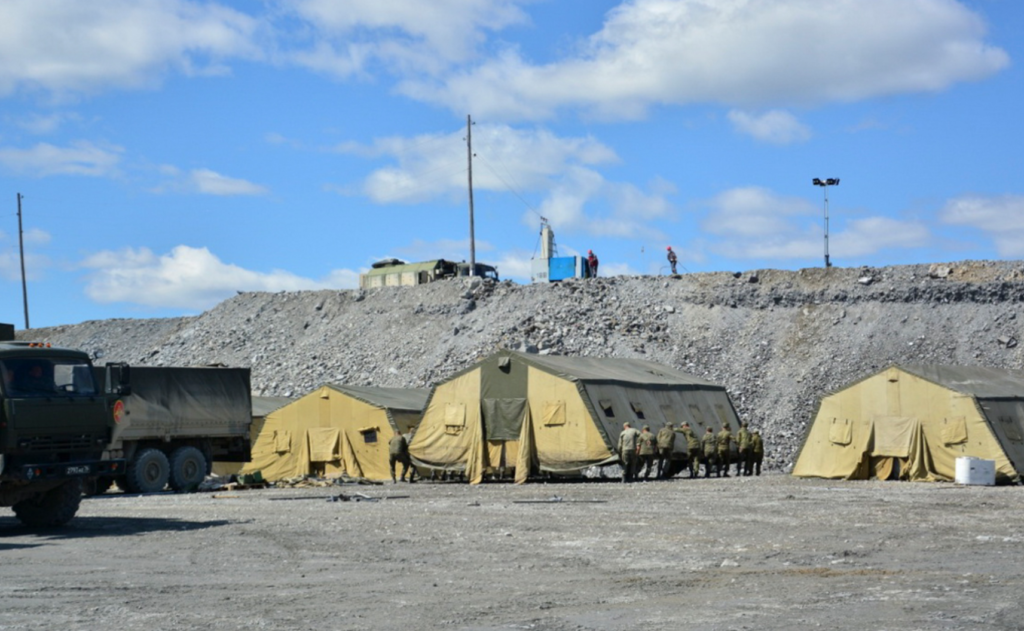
top-left (22, 260), bottom-right (1024, 471)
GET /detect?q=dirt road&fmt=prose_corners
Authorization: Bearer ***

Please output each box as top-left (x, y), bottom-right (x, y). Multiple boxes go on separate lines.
top-left (2, 475), bottom-right (1022, 630)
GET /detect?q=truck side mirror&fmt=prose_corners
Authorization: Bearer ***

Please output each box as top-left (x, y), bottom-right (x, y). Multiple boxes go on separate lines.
top-left (105, 363), bottom-right (132, 396)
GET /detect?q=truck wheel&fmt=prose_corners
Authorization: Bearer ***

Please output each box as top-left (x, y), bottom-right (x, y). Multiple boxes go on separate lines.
top-left (13, 479), bottom-right (84, 527)
top-left (125, 448), bottom-right (170, 494)
top-left (82, 476), bottom-right (115, 496)
top-left (169, 446), bottom-right (207, 492)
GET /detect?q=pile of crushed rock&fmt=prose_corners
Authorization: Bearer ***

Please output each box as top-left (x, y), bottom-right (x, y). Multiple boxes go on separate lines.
top-left (24, 260), bottom-right (1024, 472)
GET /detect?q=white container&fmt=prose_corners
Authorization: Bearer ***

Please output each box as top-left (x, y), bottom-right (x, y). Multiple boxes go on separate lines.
top-left (955, 457), bottom-right (996, 486)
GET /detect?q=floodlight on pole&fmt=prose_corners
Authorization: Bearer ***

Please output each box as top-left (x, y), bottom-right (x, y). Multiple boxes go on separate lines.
top-left (812, 178), bottom-right (839, 268)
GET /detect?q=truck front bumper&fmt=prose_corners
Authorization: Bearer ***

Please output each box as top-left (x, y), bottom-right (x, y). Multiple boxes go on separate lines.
top-left (17, 459), bottom-right (126, 481)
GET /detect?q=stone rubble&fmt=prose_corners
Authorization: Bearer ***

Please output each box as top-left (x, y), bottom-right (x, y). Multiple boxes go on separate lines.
top-left (23, 259), bottom-right (1024, 473)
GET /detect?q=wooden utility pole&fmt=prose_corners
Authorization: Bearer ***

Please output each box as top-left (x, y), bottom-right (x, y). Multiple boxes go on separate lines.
top-left (466, 115), bottom-right (476, 276)
top-left (17, 193), bottom-right (29, 329)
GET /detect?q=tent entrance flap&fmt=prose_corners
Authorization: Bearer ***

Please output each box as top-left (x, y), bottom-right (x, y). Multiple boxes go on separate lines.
top-left (871, 416), bottom-right (916, 458)
top-left (482, 398), bottom-right (528, 441)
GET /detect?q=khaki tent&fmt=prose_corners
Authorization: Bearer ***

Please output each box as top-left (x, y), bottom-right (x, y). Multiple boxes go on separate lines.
top-left (240, 385), bottom-right (428, 482)
top-left (793, 365), bottom-right (1024, 484)
top-left (409, 350), bottom-right (741, 484)
top-left (213, 396), bottom-right (294, 476)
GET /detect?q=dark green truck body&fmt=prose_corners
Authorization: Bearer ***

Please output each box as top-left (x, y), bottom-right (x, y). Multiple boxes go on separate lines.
top-left (0, 330), bottom-right (126, 527)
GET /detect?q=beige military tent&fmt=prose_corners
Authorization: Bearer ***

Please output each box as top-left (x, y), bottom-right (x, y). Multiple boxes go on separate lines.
top-left (793, 365), bottom-right (1024, 484)
top-left (213, 396), bottom-right (294, 476)
top-left (409, 349), bottom-right (741, 484)
top-left (241, 385), bottom-right (428, 482)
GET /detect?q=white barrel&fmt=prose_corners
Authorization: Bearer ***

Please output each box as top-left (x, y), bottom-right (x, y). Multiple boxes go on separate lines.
top-left (955, 457), bottom-right (995, 486)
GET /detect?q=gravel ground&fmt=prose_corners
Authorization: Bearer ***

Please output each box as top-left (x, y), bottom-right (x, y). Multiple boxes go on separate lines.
top-left (2, 475), bottom-right (1023, 631)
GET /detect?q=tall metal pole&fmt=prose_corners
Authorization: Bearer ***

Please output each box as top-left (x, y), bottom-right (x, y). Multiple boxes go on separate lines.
top-left (822, 185), bottom-right (830, 268)
top-left (812, 178), bottom-right (838, 268)
top-left (17, 193), bottom-right (30, 329)
top-left (466, 115), bottom-right (476, 276)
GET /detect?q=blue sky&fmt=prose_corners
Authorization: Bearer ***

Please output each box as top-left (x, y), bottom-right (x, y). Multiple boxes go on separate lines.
top-left (1, 0), bottom-right (1022, 328)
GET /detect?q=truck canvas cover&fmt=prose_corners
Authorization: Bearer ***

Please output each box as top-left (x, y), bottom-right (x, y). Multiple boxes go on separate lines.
top-left (112, 366), bottom-right (252, 441)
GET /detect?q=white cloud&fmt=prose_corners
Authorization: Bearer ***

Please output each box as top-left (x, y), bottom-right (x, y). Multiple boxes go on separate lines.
top-left (832, 216), bottom-right (930, 257)
top-left (81, 245), bottom-right (358, 310)
top-left (0, 229), bottom-right (53, 281)
top-left (341, 124), bottom-right (671, 239)
top-left (402, 0), bottom-right (1009, 120)
top-left (940, 195), bottom-right (1024, 257)
top-left (281, 0), bottom-right (529, 77)
top-left (0, 141), bottom-right (122, 177)
top-left (339, 124), bottom-right (616, 204)
top-left (11, 112), bottom-right (82, 134)
top-left (189, 169), bottom-right (269, 196)
top-left (0, 0), bottom-right (260, 97)
top-left (492, 250), bottom-right (534, 281)
top-left (152, 167), bottom-right (269, 196)
top-left (391, 238), bottom-right (494, 264)
top-left (22, 228), bottom-right (51, 246)
top-left (728, 109), bottom-right (811, 144)
top-left (701, 187), bottom-right (815, 239)
top-left (700, 186), bottom-right (929, 261)
top-left (599, 261), bottom-right (639, 278)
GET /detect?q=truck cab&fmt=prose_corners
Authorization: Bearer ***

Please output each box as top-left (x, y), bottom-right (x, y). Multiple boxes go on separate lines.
top-left (0, 339), bottom-right (127, 527)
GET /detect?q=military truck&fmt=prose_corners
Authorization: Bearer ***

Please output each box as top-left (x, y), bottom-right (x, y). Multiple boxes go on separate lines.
top-left (359, 258), bottom-right (499, 288)
top-left (0, 326), bottom-right (128, 527)
top-left (89, 365), bottom-right (253, 495)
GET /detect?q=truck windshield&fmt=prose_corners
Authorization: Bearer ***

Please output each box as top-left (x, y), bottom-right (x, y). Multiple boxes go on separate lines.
top-left (0, 357), bottom-right (97, 398)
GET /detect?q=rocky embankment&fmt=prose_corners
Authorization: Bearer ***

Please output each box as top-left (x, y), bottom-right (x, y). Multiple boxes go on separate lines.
top-left (23, 260), bottom-right (1024, 471)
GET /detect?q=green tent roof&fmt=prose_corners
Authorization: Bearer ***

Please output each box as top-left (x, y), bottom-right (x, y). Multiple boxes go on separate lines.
top-left (325, 384), bottom-right (430, 412)
top-left (251, 396), bottom-right (295, 417)
top-left (504, 350), bottom-right (721, 388)
top-left (899, 364), bottom-right (1024, 400)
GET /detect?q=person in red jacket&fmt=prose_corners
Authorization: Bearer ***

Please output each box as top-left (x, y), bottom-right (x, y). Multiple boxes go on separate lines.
top-left (587, 250), bottom-right (599, 277)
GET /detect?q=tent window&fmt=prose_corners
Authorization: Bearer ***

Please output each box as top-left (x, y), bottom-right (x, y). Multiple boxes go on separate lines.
top-left (660, 405), bottom-right (679, 426)
top-left (630, 402), bottom-right (645, 420)
top-left (445, 402), bottom-right (466, 435)
top-left (360, 428), bottom-right (378, 444)
top-left (714, 405), bottom-right (729, 426)
top-left (1000, 416), bottom-right (1023, 442)
top-left (273, 430), bottom-right (291, 454)
top-left (941, 416), bottom-right (968, 446)
top-left (599, 400), bottom-right (615, 418)
top-left (543, 400), bottom-right (566, 426)
top-left (499, 356), bottom-right (512, 373)
top-left (688, 405), bottom-right (706, 426)
top-left (445, 402), bottom-right (466, 426)
top-left (828, 418), bottom-right (852, 446)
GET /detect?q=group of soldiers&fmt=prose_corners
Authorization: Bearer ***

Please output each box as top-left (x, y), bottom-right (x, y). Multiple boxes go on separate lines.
top-left (617, 420), bottom-right (764, 482)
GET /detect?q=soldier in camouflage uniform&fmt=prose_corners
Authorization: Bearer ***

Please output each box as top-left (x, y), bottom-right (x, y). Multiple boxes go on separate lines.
top-left (637, 425), bottom-right (658, 479)
top-left (678, 422), bottom-right (701, 478)
top-left (388, 430), bottom-right (412, 483)
top-left (617, 422), bottom-right (641, 482)
top-left (655, 422), bottom-right (676, 479)
top-left (701, 427), bottom-right (718, 478)
top-left (736, 422), bottom-right (751, 476)
top-left (751, 430), bottom-right (764, 476)
top-left (716, 424), bottom-right (734, 478)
